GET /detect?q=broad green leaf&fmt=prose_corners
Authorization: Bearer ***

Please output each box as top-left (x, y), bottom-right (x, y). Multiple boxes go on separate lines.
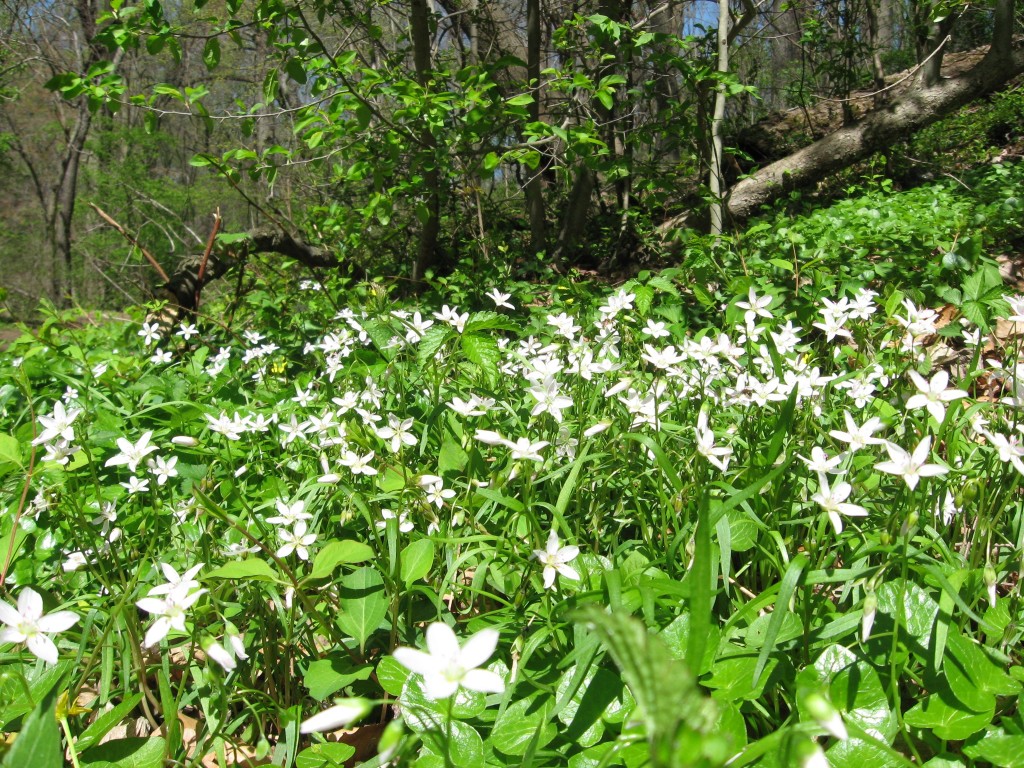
top-left (706, 654), bottom-right (777, 701)
top-left (205, 558), bottom-right (281, 583)
top-left (310, 540), bottom-right (374, 580)
top-left (400, 539), bottom-right (434, 585)
top-left (463, 311), bottom-right (518, 334)
top-left (796, 645), bottom-right (897, 743)
top-left (876, 581), bottom-right (939, 650)
top-left (506, 93), bottom-right (534, 106)
top-left (555, 665), bottom-right (620, 748)
top-left (0, 433), bottom-right (22, 468)
top-left (460, 334), bottom-right (500, 381)
top-left (904, 693), bottom-right (993, 740)
top-left (296, 742), bottom-right (356, 767)
top-left (437, 435), bottom-right (468, 474)
top-left (421, 718), bottom-right (484, 765)
top-left (303, 656), bottom-right (374, 700)
top-left (946, 631), bottom-right (1021, 697)
top-left (376, 656), bottom-right (410, 697)
top-left (416, 326), bottom-right (450, 367)
top-left (491, 695), bottom-right (557, 755)
top-left (1, 687), bottom-right (60, 768)
top-left (0, 661), bottom-right (72, 730)
top-left (80, 737), bottom-right (166, 768)
top-left (963, 730), bottom-right (1024, 767)
top-left (337, 567), bottom-right (388, 651)
top-left (569, 742), bottom-right (618, 768)
top-left (827, 737), bottom-right (912, 768)
top-left (660, 613), bottom-right (719, 675)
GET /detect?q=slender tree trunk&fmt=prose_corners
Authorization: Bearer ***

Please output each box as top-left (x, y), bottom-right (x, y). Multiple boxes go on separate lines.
top-left (524, 0), bottom-right (547, 256)
top-left (708, 0), bottom-right (730, 236)
top-left (50, 46), bottom-right (124, 307)
top-left (409, 0), bottom-right (441, 284)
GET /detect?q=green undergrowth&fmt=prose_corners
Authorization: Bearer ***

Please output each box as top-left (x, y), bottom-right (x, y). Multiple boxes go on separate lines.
top-left (2, 239), bottom-right (1024, 767)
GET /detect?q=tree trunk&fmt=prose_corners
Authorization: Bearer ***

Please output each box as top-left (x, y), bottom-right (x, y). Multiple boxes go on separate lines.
top-left (524, 0), bottom-right (547, 256)
top-left (661, 32), bottom-right (1024, 232)
top-left (409, 0), bottom-right (441, 285)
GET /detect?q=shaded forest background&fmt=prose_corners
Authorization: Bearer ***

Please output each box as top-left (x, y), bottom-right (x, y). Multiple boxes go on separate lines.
top-left (0, 0), bottom-right (1022, 319)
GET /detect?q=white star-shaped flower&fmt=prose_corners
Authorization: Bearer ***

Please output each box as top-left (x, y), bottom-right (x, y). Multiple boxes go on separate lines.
top-left (905, 370), bottom-right (968, 424)
top-left (874, 436), bottom-right (948, 490)
top-left (532, 530), bottom-right (580, 589)
top-left (0, 588), bottom-right (78, 664)
top-left (393, 622), bottom-right (505, 700)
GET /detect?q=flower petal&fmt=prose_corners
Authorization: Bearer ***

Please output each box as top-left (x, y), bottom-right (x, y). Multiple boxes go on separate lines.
top-left (27, 633), bottom-right (59, 665)
top-left (300, 700), bottom-right (371, 733)
top-left (459, 628), bottom-right (499, 670)
top-left (392, 647), bottom-right (435, 676)
top-left (37, 610), bottom-right (78, 634)
top-left (17, 588), bottom-right (43, 621)
top-left (424, 622), bottom-right (460, 661)
top-left (461, 668), bottom-right (506, 694)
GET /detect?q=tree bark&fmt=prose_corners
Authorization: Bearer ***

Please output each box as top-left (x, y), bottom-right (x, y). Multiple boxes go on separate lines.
top-left (409, 0), bottom-right (441, 285)
top-left (524, 0), bottom-right (547, 256)
top-left (662, 33), bottom-right (1024, 233)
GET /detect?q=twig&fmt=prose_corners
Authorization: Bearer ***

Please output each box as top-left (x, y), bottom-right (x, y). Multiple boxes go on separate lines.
top-left (89, 203), bottom-right (171, 284)
top-left (195, 209), bottom-right (222, 312)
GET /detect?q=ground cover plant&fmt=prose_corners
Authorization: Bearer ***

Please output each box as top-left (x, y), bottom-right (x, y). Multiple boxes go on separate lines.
top-left (2, 250), bottom-right (1024, 767)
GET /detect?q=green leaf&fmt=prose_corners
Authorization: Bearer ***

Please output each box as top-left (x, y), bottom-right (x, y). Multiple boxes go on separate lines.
top-left (80, 737), bottom-right (166, 768)
top-left (205, 558), bottom-right (281, 583)
top-left (419, 718), bottom-right (484, 765)
top-left (490, 696), bottom-right (557, 755)
top-left (705, 654), bottom-right (777, 701)
top-left (797, 645), bottom-right (897, 743)
top-left (463, 311), bottom-right (518, 334)
top-left (416, 326), bottom-right (451, 368)
top-left (75, 693), bottom-right (144, 752)
top-left (506, 93), bottom-right (534, 106)
top-left (555, 665), bottom-right (622, 748)
top-left (376, 656), bottom-right (410, 697)
top-left (0, 433), bottom-right (23, 468)
top-left (202, 37), bottom-right (220, 70)
top-left (1, 687), bottom-right (60, 768)
top-left (0, 661), bottom-right (72, 730)
top-left (827, 737), bottom-right (913, 768)
top-left (575, 607), bottom-right (718, 756)
top-left (904, 693), bottom-right (993, 740)
top-left (310, 540), bottom-right (374, 581)
top-left (303, 656), bottom-right (374, 700)
top-left (753, 554), bottom-right (806, 688)
top-left (285, 58), bottom-right (308, 85)
top-left (337, 567), bottom-right (387, 651)
top-left (296, 742), bottom-right (356, 768)
top-left (482, 152), bottom-right (501, 171)
top-left (460, 334), bottom-right (500, 381)
top-left (876, 581), bottom-right (939, 649)
top-left (400, 539), bottom-right (434, 585)
top-left (963, 730), bottom-right (1024, 767)
top-left (595, 89), bottom-right (613, 110)
top-left (437, 435), bottom-right (468, 474)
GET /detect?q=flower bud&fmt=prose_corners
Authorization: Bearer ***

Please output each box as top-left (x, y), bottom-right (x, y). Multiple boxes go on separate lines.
top-left (984, 566), bottom-right (998, 609)
top-left (861, 591), bottom-right (878, 643)
top-left (804, 691), bottom-right (848, 740)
